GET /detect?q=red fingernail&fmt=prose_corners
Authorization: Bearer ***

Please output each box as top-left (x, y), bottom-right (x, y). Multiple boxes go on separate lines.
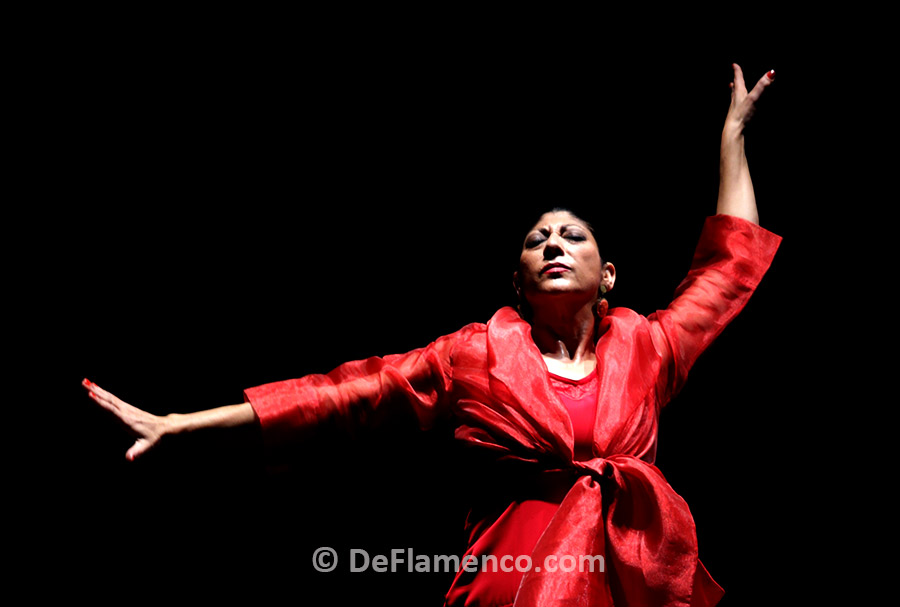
top-left (766, 70), bottom-right (775, 80)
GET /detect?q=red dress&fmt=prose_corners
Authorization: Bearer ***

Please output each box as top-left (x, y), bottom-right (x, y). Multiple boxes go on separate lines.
top-left (244, 214), bottom-right (782, 606)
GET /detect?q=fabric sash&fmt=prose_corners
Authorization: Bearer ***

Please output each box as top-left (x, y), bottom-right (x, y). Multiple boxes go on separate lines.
top-left (511, 454), bottom-right (699, 607)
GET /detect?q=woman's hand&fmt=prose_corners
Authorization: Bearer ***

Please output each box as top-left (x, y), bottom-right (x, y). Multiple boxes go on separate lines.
top-left (82, 378), bottom-right (170, 461)
top-left (725, 63), bottom-right (775, 131)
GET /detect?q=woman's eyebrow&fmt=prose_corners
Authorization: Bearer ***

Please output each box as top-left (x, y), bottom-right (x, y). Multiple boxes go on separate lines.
top-left (534, 224), bottom-right (584, 234)
top-left (525, 223), bottom-right (588, 243)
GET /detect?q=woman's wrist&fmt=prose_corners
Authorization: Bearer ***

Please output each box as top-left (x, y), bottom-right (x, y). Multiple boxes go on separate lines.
top-left (719, 126), bottom-right (748, 173)
top-left (721, 122), bottom-right (745, 144)
top-left (164, 412), bottom-right (190, 435)
top-left (164, 404), bottom-right (257, 436)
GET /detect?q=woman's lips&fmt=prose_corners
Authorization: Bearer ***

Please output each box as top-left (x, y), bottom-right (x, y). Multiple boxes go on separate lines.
top-left (541, 263), bottom-right (571, 275)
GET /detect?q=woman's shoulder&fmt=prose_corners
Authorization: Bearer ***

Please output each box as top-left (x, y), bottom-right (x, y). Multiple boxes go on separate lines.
top-left (607, 306), bottom-right (647, 325)
top-left (599, 307), bottom-right (656, 340)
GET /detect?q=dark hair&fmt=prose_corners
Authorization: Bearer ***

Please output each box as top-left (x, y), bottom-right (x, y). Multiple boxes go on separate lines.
top-left (545, 206), bottom-right (596, 238)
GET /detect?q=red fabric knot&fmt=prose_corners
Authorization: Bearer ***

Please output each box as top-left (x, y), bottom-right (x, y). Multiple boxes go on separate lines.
top-left (514, 454), bottom-right (701, 606)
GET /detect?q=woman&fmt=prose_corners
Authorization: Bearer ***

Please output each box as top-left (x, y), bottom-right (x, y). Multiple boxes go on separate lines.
top-left (83, 64), bottom-right (780, 606)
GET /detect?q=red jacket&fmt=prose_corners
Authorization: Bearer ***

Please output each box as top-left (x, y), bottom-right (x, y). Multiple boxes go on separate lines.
top-left (245, 214), bottom-right (782, 607)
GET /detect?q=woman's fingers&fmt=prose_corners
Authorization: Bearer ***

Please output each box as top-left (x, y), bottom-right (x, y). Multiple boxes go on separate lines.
top-left (727, 64), bottom-right (775, 126)
top-left (86, 380), bottom-right (118, 403)
top-left (125, 438), bottom-right (152, 462)
top-left (746, 69), bottom-right (775, 104)
top-left (83, 379), bottom-right (137, 414)
top-left (731, 63), bottom-right (775, 100)
top-left (731, 63), bottom-right (747, 96)
top-left (83, 378), bottom-right (150, 428)
top-left (84, 379), bottom-right (122, 414)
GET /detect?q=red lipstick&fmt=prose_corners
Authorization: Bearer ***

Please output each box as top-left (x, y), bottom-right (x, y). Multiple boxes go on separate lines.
top-left (541, 263), bottom-right (571, 275)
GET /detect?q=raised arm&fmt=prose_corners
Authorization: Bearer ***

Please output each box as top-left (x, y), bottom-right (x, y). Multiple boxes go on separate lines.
top-left (716, 63), bottom-right (775, 224)
top-left (83, 378), bottom-right (258, 461)
top-left (648, 65), bottom-right (782, 402)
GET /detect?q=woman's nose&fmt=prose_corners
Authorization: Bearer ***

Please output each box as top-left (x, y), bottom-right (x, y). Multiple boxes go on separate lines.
top-left (543, 234), bottom-right (564, 258)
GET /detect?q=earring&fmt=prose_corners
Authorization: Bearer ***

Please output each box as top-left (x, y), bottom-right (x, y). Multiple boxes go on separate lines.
top-left (595, 283), bottom-right (609, 320)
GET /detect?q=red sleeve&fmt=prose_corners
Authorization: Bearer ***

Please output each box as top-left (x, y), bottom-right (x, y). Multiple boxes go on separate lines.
top-left (648, 214), bottom-right (782, 403)
top-left (243, 325), bottom-right (476, 448)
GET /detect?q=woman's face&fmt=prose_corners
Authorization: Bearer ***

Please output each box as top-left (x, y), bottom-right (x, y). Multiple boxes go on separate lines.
top-left (516, 211), bottom-right (609, 308)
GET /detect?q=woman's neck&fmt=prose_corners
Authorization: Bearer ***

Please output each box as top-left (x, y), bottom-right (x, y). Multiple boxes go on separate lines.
top-left (530, 299), bottom-right (597, 369)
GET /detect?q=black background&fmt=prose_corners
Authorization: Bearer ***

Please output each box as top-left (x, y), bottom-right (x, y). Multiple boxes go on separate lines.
top-left (15, 11), bottom-right (860, 607)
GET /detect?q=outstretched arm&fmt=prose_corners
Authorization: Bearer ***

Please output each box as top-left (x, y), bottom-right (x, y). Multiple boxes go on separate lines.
top-left (83, 378), bottom-right (258, 461)
top-left (82, 325), bottom-right (467, 460)
top-left (716, 63), bottom-right (775, 225)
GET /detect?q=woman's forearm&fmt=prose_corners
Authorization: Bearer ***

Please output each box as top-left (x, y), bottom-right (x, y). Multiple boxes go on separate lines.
top-left (166, 403), bottom-right (258, 435)
top-left (716, 124), bottom-right (759, 225)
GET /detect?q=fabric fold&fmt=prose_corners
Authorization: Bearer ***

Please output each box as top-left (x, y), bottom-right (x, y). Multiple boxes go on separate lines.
top-left (507, 454), bottom-right (709, 607)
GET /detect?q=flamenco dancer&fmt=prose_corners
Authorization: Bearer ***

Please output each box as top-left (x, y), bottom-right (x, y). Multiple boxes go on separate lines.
top-left (84, 64), bottom-right (780, 606)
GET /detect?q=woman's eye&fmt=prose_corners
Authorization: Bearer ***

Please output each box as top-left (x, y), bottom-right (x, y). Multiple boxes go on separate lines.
top-left (565, 234), bottom-right (586, 242)
top-left (525, 236), bottom-right (545, 248)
